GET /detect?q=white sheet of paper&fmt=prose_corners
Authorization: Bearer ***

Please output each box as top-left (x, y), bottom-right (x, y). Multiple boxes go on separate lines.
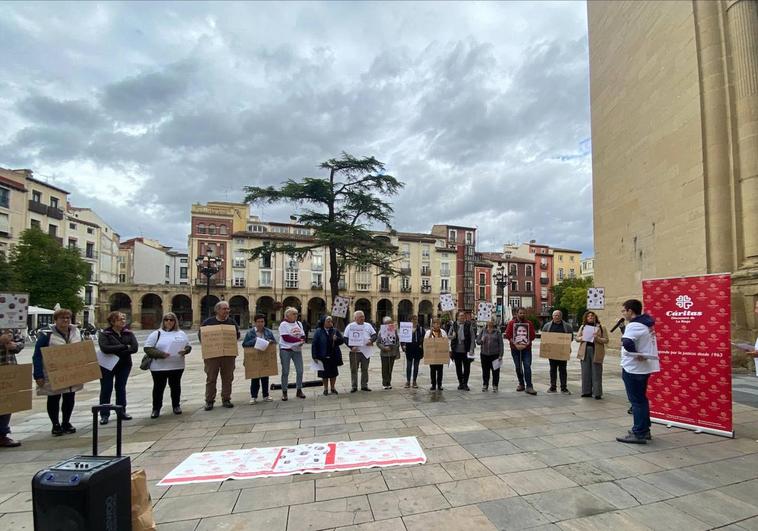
top-left (448, 359), bottom-right (455, 369)
top-left (582, 325), bottom-right (596, 342)
top-left (166, 338), bottom-right (186, 357)
top-left (467, 352), bottom-right (475, 360)
top-left (348, 330), bottom-right (367, 347)
top-left (492, 358), bottom-right (502, 370)
top-left (96, 350), bottom-right (118, 371)
top-left (254, 337), bottom-right (270, 351)
top-left (310, 360), bottom-right (324, 372)
top-left (398, 322), bottom-right (412, 342)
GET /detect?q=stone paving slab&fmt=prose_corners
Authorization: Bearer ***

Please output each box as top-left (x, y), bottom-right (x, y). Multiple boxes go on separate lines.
top-left (4, 342), bottom-right (758, 529)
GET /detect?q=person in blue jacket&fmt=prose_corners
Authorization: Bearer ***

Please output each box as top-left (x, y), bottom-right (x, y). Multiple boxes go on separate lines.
top-left (311, 315), bottom-right (344, 396)
top-left (242, 314), bottom-right (276, 404)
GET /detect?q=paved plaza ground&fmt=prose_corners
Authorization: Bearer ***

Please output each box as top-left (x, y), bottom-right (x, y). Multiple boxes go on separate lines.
top-left (4, 336), bottom-right (758, 530)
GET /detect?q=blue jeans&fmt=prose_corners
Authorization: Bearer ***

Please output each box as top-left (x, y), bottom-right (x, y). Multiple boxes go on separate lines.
top-left (99, 362), bottom-right (131, 417)
top-left (280, 349), bottom-right (304, 391)
top-left (510, 347), bottom-right (532, 387)
top-left (0, 414), bottom-right (10, 436)
top-left (622, 369), bottom-right (651, 436)
top-left (250, 377), bottom-right (270, 398)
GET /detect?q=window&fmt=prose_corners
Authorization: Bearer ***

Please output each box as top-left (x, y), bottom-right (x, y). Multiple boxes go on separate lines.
top-left (422, 245), bottom-right (430, 259)
top-left (541, 287), bottom-right (548, 299)
top-left (440, 262), bottom-right (450, 277)
top-left (465, 231), bottom-right (473, 245)
top-left (401, 276), bottom-right (410, 290)
top-left (511, 280), bottom-right (518, 291)
top-left (30, 219), bottom-right (41, 229)
top-left (286, 255), bottom-right (298, 270)
top-left (180, 258), bottom-right (188, 264)
top-left (559, 255), bottom-right (563, 262)
top-left (0, 187), bottom-right (8, 208)
top-left (312, 272), bottom-right (323, 287)
top-left (510, 264), bottom-right (517, 275)
top-left (271, 226), bottom-right (289, 233)
top-left (119, 274), bottom-right (126, 283)
top-left (69, 222), bottom-right (77, 230)
top-left (509, 296), bottom-right (520, 308)
top-left (293, 227), bottom-right (311, 236)
top-left (558, 268), bottom-right (564, 280)
top-left (86, 242), bottom-right (95, 258)
top-left (0, 213), bottom-right (9, 235)
top-left (87, 227), bottom-right (94, 235)
top-left (570, 256), bottom-right (575, 262)
top-left (165, 265), bottom-right (170, 278)
top-left (525, 281), bottom-right (533, 292)
top-left (208, 224), bottom-right (217, 235)
top-left (421, 278), bottom-right (431, 290)
top-left (248, 224), bottom-right (267, 233)
top-left (259, 253), bottom-right (272, 269)
top-left (232, 271), bottom-right (245, 287)
top-left (448, 229), bottom-right (457, 241)
top-left (526, 265), bottom-right (533, 277)
top-left (541, 303), bottom-right (549, 313)
top-left (401, 243), bottom-right (410, 257)
top-left (68, 238), bottom-right (77, 249)
top-left (479, 286), bottom-right (485, 300)
top-left (233, 254), bottom-right (246, 268)
top-left (84, 286), bottom-right (93, 305)
top-left (197, 223), bottom-right (207, 234)
top-left (48, 224), bottom-right (57, 237)
top-left (180, 267), bottom-right (188, 279)
top-left (260, 270), bottom-right (272, 287)
top-left (569, 269), bottom-right (575, 278)
top-left (32, 190), bottom-right (42, 203)
top-left (440, 278), bottom-right (449, 291)
top-left (219, 225), bottom-right (228, 235)
top-left (478, 272), bottom-right (485, 285)
top-left (311, 254), bottom-right (323, 271)
top-left (50, 197), bottom-right (59, 209)
top-left (380, 276), bottom-right (390, 291)
top-left (285, 270), bottom-right (299, 288)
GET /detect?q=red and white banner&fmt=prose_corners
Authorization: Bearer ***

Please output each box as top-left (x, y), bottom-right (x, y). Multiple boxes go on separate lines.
top-left (643, 273), bottom-right (733, 437)
top-left (157, 437), bottom-right (427, 486)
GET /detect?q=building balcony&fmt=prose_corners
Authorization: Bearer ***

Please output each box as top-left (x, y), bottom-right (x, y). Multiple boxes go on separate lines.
top-left (311, 283), bottom-right (323, 290)
top-left (311, 264), bottom-right (323, 271)
top-left (540, 262), bottom-right (548, 270)
top-left (232, 279), bottom-right (246, 287)
top-left (47, 206), bottom-right (64, 220)
top-left (420, 267), bottom-right (431, 276)
top-left (400, 267), bottom-right (412, 275)
top-left (0, 228), bottom-right (12, 239)
top-left (285, 282), bottom-right (299, 289)
top-left (338, 281), bottom-right (347, 290)
top-left (28, 200), bottom-right (48, 216)
top-left (259, 282), bottom-right (272, 288)
top-left (540, 278), bottom-right (549, 285)
top-left (195, 278), bottom-right (226, 287)
top-left (85, 251), bottom-right (98, 260)
top-left (400, 286), bottom-right (412, 293)
top-left (356, 284), bottom-right (371, 291)
top-left (379, 286), bottom-right (390, 292)
top-left (232, 260), bottom-right (246, 268)
top-left (421, 285), bottom-right (432, 293)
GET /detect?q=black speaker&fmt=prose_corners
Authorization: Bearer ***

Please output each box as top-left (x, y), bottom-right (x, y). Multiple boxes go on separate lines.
top-left (32, 405), bottom-right (132, 531)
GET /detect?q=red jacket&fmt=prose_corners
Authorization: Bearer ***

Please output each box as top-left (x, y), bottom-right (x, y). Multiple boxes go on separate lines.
top-left (504, 318), bottom-right (535, 348)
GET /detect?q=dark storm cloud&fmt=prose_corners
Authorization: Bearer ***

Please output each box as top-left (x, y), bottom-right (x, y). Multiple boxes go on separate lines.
top-left (0, 1), bottom-right (592, 256)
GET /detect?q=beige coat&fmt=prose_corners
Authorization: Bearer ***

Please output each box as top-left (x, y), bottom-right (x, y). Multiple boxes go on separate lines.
top-left (576, 324), bottom-right (609, 364)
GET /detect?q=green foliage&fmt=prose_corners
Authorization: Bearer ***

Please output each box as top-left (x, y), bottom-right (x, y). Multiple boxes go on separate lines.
top-left (551, 276), bottom-right (593, 320)
top-left (9, 228), bottom-right (90, 315)
top-left (0, 253), bottom-right (16, 291)
top-left (524, 307), bottom-right (541, 330)
top-left (244, 153), bottom-right (404, 301)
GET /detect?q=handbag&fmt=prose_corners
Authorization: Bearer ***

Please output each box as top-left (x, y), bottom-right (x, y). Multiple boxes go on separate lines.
top-left (140, 331), bottom-right (161, 371)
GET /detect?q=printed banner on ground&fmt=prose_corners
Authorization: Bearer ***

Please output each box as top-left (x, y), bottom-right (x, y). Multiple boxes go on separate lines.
top-left (41, 341), bottom-right (101, 389)
top-left (200, 325), bottom-right (239, 358)
top-left (0, 363), bottom-right (32, 415)
top-left (644, 273), bottom-right (733, 437)
top-left (244, 343), bottom-right (278, 379)
top-left (423, 336), bottom-right (449, 365)
top-left (157, 437), bottom-right (427, 486)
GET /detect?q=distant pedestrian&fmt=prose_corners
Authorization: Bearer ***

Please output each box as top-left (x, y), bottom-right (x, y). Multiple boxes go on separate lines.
top-left (344, 310), bottom-right (377, 393)
top-left (199, 301), bottom-right (240, 410)
top-left (505, 308), bottom-right (537, 395)
top-left (424, 318), bottom-right (448, 391)
top-left (477, 320), bottom-right (503, 392)
top-left (32, 309), bottom-right (82, 437)
top-left (311, 315), bottom-right (343, 395)
top-left (401, 316), bottom-right (425, 389)
top-left (617, 299), bottom-right (660, 444)
top-left (144, 312), bottom-right (191, 418)
top-left (242, 314), bottom-right (275, 404)
top-left (97, 311), bottom-right (139, 424)
top-left (377, 316), bottom-right (401, 389)
top-left (278, 307), bottom-right (306, 401)
top-left (542, 310), bottom-right (574, 394)
top-left (577, 311), bottom-right (608, 399)
top-left (0, 329), bottom-right (24, 447)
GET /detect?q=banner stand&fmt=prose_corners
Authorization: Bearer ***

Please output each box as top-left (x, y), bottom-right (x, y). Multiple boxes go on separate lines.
top-left (651, 417), bottom-right (734, 439)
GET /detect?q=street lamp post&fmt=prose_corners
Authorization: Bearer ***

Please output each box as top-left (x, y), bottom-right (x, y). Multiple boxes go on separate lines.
top-left (494, 264), bottom-right (507, 327)
top-left (196, 250), bottom-right (224, 319)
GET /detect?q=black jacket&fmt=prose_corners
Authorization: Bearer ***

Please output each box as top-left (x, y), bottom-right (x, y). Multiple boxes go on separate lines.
top-left (402, 326), bottom-right (426, 358)
top-left (98, 327), bottom-right (139, 367)
top-left (448, 321), bottom-right (474, 353)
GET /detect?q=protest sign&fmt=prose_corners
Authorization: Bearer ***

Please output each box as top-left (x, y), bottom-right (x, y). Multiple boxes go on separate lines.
top-left (398, 322), bottom-right (412, 342)
top-left (477, 302), bottom-right (494, 322)
top-left (423, 336), bottom-right (449, 365)
top-left (42, 341), bottom-right (101, 389)
top-left (0, 363), bottom-right (32, 415)
top-left (587, 288), bottom-right (605, 310)
top-left (538, 332), bottom-right (572, 361)
top-left (244, 343), bottom-right (278, 379)
top-left (331, 296), bottom-right (350, 319)
top-left (201, 325), bottom-right (239, 359)
top-left (0, 293), bottom-right (28, 329)
top-left (439, 293), bottom-right (455, 312)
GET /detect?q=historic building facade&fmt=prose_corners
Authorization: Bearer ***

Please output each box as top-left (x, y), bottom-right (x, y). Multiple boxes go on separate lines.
top-left (588, 0), bottom-right (758, 344)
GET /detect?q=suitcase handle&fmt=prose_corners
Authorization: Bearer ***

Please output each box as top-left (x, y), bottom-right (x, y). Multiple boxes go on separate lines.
top-left (91, 405), bottom-right (124, 457)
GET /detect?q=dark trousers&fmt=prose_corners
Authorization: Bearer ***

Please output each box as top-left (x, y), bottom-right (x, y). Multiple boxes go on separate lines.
top-left (151, 369), bottom-right (184, 410)
top-left (47, 393), bottom-right (75, 427)
top-left (549, 359), bottom-right (568, 390)
top-left (0, 414), bottom-right (10, 436)
top-left (250, 377), bottom-right (270, 398)
top-left (580, 347), bottom-right (603, 397)
top-left (381, 356), bottom-right (396, 386)
top-left (510, 347), bottom-right (533, 387)
top-left (623, 369), bottom-right (651, 437)
top-left (430, 365), bottom-right (443, 388)
top-left (99, 362), bottom-right (132, 417)
top-left (453, 353), bottom-right (471, 386)
top-left (405, 355), bottom-right (420, 382)
top-left (481, 354), bottom-right (501, 387)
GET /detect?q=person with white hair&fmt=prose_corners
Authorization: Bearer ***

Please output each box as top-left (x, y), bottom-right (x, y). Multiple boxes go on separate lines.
top-left (278, 306), bottom-right (306, 401)
top-left (377, 316), bottom-right (401, 389)
top-left (344, 310), bottom-right (377, 392)
top-left (198, 301), bottom-right (240, 410)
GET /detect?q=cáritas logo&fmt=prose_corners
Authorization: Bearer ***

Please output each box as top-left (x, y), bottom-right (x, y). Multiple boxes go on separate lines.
top-left (666, 294), bottom-right (703, 319)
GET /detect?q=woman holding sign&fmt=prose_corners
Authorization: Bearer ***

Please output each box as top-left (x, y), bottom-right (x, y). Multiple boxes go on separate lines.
top-left (477, 320), bottom-right (504, 392)
top-left (32, 309), bottom-right (82, 436)
top-left (311, 315), bottom-right (344, 395)
top-left (144, 312), bottom-right (192, 418)
top-left (97, 311), bottom-right (139, 424)
top-left (424, 318), bottom-right (448, 391)
top-left (401, 316), bottom-right (424, 389)
top-left (278, 307), bottom-right (306, 401)
top-left (576, 311), bottom-right (608, 399)
top-left (242, 314), bottom-right (276, 404)
top-left (377, 316), bottom-right (401, 390)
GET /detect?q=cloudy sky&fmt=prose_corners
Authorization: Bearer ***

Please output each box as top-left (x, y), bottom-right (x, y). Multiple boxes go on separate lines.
top-left (0, 1), bottom-right (592, 255)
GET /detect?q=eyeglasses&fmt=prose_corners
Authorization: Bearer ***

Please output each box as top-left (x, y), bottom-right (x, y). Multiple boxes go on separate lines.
top-left (163, 318), bottom-right (176, 322)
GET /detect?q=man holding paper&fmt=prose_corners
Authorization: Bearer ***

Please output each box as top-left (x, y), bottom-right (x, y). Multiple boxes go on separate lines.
top-left (199, 301), bottom-right (240, 410)
top-left (344, 310), bottom-right (377, 392)
top-left (617, 299), bottom-right (660, 444)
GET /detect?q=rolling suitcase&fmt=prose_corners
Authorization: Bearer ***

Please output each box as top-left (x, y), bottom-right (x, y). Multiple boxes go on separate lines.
top-left (32, 405), bottom-right (132, 531)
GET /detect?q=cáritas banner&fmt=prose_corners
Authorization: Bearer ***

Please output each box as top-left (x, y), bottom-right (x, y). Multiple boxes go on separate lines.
top-left (643, 273), bottom-right (733, 437)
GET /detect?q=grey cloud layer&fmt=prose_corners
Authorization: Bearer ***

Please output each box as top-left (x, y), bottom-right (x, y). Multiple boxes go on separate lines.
top-left (0, 1), bottom-right (592, 255)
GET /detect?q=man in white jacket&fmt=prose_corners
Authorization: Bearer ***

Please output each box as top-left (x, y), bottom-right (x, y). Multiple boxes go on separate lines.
top-left (616, 299), bottom-right (660, 444)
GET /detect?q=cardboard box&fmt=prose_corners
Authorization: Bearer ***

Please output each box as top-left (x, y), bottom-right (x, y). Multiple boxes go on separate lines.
top-left (244, 343), bottom-right (279, 379)
top-left (539, 331), bottom-right (572, 361)
top-left (200, 325), bottom-right (239, 359)
top-left (423, 336), bottom-right (450, 365)
top-left (0, 363), bottom-right (32, 415)
top-left (41, 341), bottom-right (101, 389)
